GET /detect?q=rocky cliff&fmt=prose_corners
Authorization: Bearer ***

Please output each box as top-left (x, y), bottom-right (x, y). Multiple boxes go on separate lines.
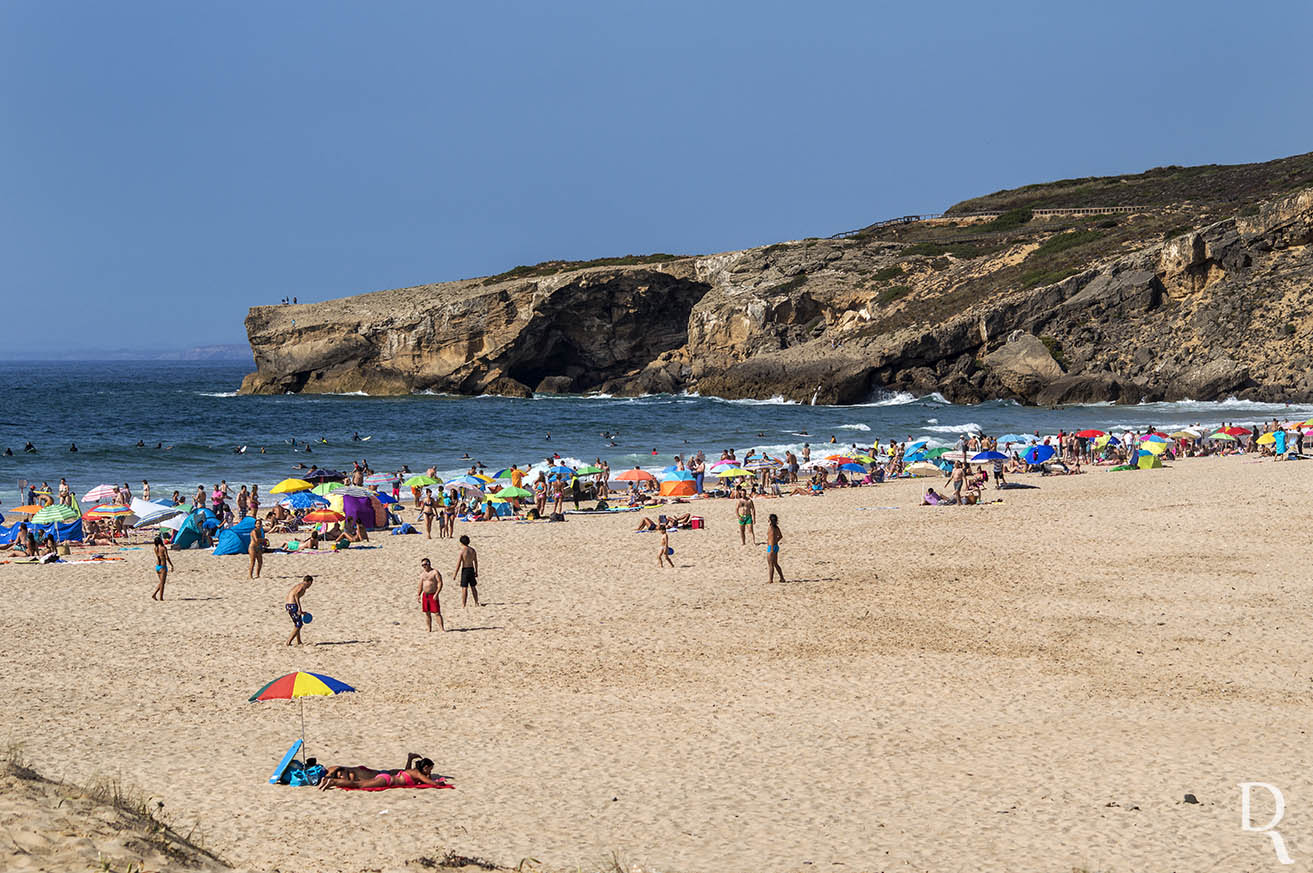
top-left (241, 153), bottom-right (1313, 404)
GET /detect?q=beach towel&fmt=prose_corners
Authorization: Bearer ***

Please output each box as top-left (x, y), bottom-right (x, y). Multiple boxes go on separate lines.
top-left (339, 780), bottom-right (454, 791)
top-left (392, 524), bottom-right (417, 535)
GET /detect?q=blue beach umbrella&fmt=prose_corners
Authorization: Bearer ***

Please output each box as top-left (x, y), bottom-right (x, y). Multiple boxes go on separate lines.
top-left (373, 492), bottom-right (398, 504)
top-left (903, 451), bottom-right (927, 464)
top-left (659, 470), bottom-right (695, 482)
top-left (447, 475), bottom-right (486, 488)
top-left (838, 463), bottom-right (866, 472)
top-left (971, 450), bottom-right (1008, 462)
top-left (906, 439), bottom-right (930, 452)
top-left (997, 434), bottom-right (1030, 446)
top-left (1141, 434), bottom-right (1169, 443)
top-left (1023, 445), bottom-right (1056, 465)
top-left (278, 492), bottom-right (330, 510)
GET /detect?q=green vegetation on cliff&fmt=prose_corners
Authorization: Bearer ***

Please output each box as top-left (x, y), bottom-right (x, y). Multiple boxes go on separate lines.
top-left (948, 151), bottom-right (1313, 213)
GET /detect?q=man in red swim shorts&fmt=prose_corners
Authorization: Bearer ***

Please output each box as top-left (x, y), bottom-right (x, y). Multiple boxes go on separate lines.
top-left (417, 558), bottom-right (445, 633)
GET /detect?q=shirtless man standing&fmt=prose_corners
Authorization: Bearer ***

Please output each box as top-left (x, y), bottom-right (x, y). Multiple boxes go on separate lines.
top-left (285, 576), bottom-right (313, 646)
top-left (949, 462), bottom-right (966, 505)
top-left (735, 489), bottom-right (757, 545)
top-left (417, 558), bottom-right (445, 632)
top-left (454, 535), bottom-right (480, 607)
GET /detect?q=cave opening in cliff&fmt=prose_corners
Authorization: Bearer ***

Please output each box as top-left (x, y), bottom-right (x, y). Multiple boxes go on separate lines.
top-left (504, 273), bottom-right (710, 393)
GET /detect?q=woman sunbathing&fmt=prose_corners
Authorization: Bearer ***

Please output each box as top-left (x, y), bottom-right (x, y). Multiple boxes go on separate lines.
top-left (319, 754), bottom-right (443, 790)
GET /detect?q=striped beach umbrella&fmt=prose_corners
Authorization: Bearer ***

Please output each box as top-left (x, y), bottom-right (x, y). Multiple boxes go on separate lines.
top-left (249, 671), bottom-right (356, 761)
top-left (33, 504), bottom-right (80, 524)
top-left (303, 509), bottom-right (344, 523)
top-left (81, 484), bottom-right (121, 503)
top-left (83, 504), bottom-right (134, 519)
top-left (363, 473), bottom-right (397, 486)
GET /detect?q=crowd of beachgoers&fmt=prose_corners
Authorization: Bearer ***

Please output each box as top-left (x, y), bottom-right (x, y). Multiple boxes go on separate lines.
top-left (2, 414), bottom-right (1305, 558)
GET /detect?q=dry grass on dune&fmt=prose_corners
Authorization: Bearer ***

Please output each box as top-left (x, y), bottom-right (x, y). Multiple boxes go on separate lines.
top-left (1, 741), bottom-right (229, 873)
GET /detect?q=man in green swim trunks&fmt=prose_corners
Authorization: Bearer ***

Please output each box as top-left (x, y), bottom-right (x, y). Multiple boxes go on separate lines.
top-left (735, 489), bottom-right (757, 546)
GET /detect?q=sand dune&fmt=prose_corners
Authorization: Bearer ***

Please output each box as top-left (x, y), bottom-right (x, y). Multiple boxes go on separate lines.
top-left (3, 455), bottom-right (1311, 872)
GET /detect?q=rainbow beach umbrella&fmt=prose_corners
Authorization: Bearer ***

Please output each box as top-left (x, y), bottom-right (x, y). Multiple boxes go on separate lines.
top-left (249, 671), bottom-right (356, 759)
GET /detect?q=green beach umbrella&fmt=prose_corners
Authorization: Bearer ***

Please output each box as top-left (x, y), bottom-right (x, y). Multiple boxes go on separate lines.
top-left (925, 447), bottom-right (951, 459)
top-left (403, 475), bottom-right (441, 488)
top-left (311, 482), bottom-right (344, 496)
top-left (575, 465), bottom-right (603, 475)
top-left (32, 504), bottom-right (79, 524)
top-left (495, 486), bottom-right (533, 498)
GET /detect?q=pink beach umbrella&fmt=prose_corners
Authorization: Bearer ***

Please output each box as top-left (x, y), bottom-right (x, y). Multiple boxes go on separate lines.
top-left (82, 483), bottom-right (121, 503)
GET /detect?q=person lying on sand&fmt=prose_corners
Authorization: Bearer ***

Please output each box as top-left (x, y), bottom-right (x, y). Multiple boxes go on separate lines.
top-left (634, 512), bottom-right (692, 532)
top-left (319, 755), bottom-right (443, 790)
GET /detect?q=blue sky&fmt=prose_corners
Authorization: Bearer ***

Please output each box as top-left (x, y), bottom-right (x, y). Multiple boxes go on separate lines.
top-left (3, 1), bottom-right (1311, 353)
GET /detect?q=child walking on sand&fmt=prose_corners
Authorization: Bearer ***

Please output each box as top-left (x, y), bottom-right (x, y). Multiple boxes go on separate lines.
top-left (286, 575), bottom-right (313, 645)
top-left (766, 514), bottom-right (785, 584)
top-left (454, 535), bottom-right (479, 607)
top-left (659, 526), bottom-right (674, 568)
top-left (418, 558), bottom-right (445, 632)
top-left (151, 535), bottom-right (173, 600)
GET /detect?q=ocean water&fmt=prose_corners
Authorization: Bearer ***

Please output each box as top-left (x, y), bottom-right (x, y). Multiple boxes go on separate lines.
top-left (1, 361), bottom-right (1309, 506)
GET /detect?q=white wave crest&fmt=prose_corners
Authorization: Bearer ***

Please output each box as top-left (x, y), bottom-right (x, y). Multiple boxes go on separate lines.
top-left (197, 391), bottom-right (238, 398)
top-left (838, 423), bottom-right (871, 431)
top-left (924, 422), bottom-right (983, 434)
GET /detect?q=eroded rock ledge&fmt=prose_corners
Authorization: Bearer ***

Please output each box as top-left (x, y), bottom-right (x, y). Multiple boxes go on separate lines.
top-left (241, 186), bottom-right (1313, 405)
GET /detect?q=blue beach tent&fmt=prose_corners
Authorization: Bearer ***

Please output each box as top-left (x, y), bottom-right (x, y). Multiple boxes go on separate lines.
top-left (213, 517), bottom-right (257, 556)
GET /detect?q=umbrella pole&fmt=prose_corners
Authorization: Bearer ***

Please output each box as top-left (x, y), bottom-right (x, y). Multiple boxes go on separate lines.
top-left (300, 698), bottom-right (307, 762)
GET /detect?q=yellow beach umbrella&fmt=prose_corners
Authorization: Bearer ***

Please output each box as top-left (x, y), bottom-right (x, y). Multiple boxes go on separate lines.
top-left (1256, 432), bottom-right (1277, 445)
top-left (1168, 430), bottom-right (1197, 439)
top-left (270, 478), bottom-right (313, 494)
top-left (1141, 440), bottom-right (1168, 455)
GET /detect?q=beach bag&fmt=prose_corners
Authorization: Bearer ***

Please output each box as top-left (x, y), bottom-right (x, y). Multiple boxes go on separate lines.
top-left (690, 516), bottom-right (704, 530)
top-left (594, 499), bottom-right (609, 511)
top-left (548, 512), bottom-right (565, 522)
top-left (297, 763), bottom-right (326, 786)
top-left (526, 508), bottom-right (540, 520)
top-left (392, 523), bottom-right (417, 535)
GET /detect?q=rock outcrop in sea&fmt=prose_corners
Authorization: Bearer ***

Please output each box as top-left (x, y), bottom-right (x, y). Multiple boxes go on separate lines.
top-left (241, 154), bottom-right (1313, 404)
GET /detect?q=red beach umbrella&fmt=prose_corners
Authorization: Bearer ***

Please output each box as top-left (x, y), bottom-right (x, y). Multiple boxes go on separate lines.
top-left (1075, 429), bottom-right (1105, 438)
top-left (615, 468), bottom-right (656, 482)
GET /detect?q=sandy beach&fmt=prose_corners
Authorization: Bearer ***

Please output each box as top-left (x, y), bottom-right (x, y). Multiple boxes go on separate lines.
top-left (4, 454), bottom-right (1312, 872)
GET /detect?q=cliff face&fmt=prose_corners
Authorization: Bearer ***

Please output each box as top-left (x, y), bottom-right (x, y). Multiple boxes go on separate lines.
top-left (242, 173), bottom-right (1313, 404)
